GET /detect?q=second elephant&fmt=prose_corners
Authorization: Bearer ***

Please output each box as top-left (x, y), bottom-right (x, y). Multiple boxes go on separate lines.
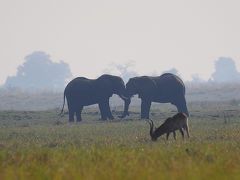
top-left (121, 73), bottom-right (189, 119)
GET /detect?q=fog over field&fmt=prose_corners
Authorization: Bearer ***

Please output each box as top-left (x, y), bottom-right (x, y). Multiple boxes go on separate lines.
top-left (0, 51), bottom-right (239, 111)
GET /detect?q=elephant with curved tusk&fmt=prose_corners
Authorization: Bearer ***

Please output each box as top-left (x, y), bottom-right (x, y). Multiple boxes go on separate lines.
top-left (121, 73), bottom-right (189, 119)
top-left (60, 74), bottom-right (128, 122)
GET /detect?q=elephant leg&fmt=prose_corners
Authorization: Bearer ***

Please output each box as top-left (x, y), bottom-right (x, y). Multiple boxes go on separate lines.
top-left (106, 101), bottom-right (114, 120)
top-left (104, 99), bottom-right (114, 119)
top-left (67, 99), bottom-right (75, 122)
top-left (120, 98), bottom-right (131, 118)
top-left (176, 103), bottom-right (189, 117)
top-left (173, 97), bottom-right (189, 117)
top-left (141, 99), bottom-right (152, 119)
top-left (68, 108), bottom-right (75, 122)
top-left (76, 106), bottom-right (83, 122)
top-left (99, 102), bottom-right (107, 120)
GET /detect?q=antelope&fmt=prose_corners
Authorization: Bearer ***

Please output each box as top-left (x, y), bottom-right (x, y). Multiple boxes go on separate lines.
top-left (147, 112), bottom-right (190, 141)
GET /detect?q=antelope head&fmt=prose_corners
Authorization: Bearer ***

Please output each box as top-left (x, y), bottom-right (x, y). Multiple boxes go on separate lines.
top-left (147, 120), bottom-right (157, 141)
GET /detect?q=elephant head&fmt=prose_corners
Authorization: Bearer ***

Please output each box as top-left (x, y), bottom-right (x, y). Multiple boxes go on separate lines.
top-left (97, 74), bottom-right (128, 100)
top-left (125, 76), bottom-right (156, 98)
top-left (120, 76), bottom-right (157, 118)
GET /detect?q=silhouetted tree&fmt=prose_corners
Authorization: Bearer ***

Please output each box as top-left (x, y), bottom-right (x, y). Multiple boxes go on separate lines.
top-left (191, 74), bottom-right (205, 83)
top-left (103, 60), bottom-right (138, 82)
top-left (211, 57), bottom-right (240, 82)
top-left (4, 51), bottom-right (72, 91)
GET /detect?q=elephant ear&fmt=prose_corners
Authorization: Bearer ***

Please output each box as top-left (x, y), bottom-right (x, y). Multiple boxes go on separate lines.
top-left (135, 76), bottom-right (157, 99)
top-left (96, 75), bottom-right (114, 97)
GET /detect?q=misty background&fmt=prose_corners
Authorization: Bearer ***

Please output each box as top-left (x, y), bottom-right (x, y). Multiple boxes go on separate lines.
top-left (1, 0), bottom-right (240, 85)
top-left (0, 51), bottom-right (239, 110)
top-left (1, 0), bottom-right (240, 110)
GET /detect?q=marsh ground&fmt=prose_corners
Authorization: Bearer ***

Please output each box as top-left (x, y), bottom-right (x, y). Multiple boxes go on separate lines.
top-left (0, 105), bottom-right (240, 180)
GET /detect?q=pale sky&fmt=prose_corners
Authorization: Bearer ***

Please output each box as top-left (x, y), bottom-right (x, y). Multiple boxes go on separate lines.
top-left (0, 0), bottom-right (240, 85)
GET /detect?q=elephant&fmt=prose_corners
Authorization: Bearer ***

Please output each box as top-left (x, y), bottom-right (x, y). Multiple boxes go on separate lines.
top-left (60, 74), bottom-right (127, 122)
top-left (121, 73), bottom-right (189, 119)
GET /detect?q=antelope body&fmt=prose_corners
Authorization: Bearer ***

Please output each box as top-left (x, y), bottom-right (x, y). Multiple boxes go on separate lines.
top-left (148, 112), bottom-right (189, 141)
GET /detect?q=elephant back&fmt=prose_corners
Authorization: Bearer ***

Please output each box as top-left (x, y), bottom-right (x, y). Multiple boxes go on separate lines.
top-left (65, 77), bottom-right (96, 99)
top-left (154, 73), bottom-right (185, 97)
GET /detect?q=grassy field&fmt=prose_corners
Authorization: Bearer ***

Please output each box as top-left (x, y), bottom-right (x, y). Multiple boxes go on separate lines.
top-left (0, 105), bottom-right (240, 180)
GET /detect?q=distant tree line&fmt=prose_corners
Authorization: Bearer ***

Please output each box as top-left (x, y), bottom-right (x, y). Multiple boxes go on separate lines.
top-left (2, 52), bottom-right (240, 91)
top-left (3, 51), bottom-right (72, 91)
top-left (210, 57), bottom-right (240, 82)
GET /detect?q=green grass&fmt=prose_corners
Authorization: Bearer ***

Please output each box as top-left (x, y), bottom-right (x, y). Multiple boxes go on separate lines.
top-left (0, 106), bottom-right (240, 180)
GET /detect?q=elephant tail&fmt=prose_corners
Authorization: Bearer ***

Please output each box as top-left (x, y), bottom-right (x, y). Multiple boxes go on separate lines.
top-left (59, 91), bottom-right (66, 117)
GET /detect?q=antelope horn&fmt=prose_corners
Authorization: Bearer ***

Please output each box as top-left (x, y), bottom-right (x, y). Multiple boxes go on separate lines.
top-left (147, 119), bottom-right (154, 138)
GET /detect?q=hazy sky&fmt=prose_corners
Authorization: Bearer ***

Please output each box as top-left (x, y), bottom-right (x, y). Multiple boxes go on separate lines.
top-left (1, 0), bottom-right (240, 85)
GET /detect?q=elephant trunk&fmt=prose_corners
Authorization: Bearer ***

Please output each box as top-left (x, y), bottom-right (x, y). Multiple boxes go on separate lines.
top-left (119, 98), bottom-right (131, 118)
top-left (119, 94), bottom-right (129, 101)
